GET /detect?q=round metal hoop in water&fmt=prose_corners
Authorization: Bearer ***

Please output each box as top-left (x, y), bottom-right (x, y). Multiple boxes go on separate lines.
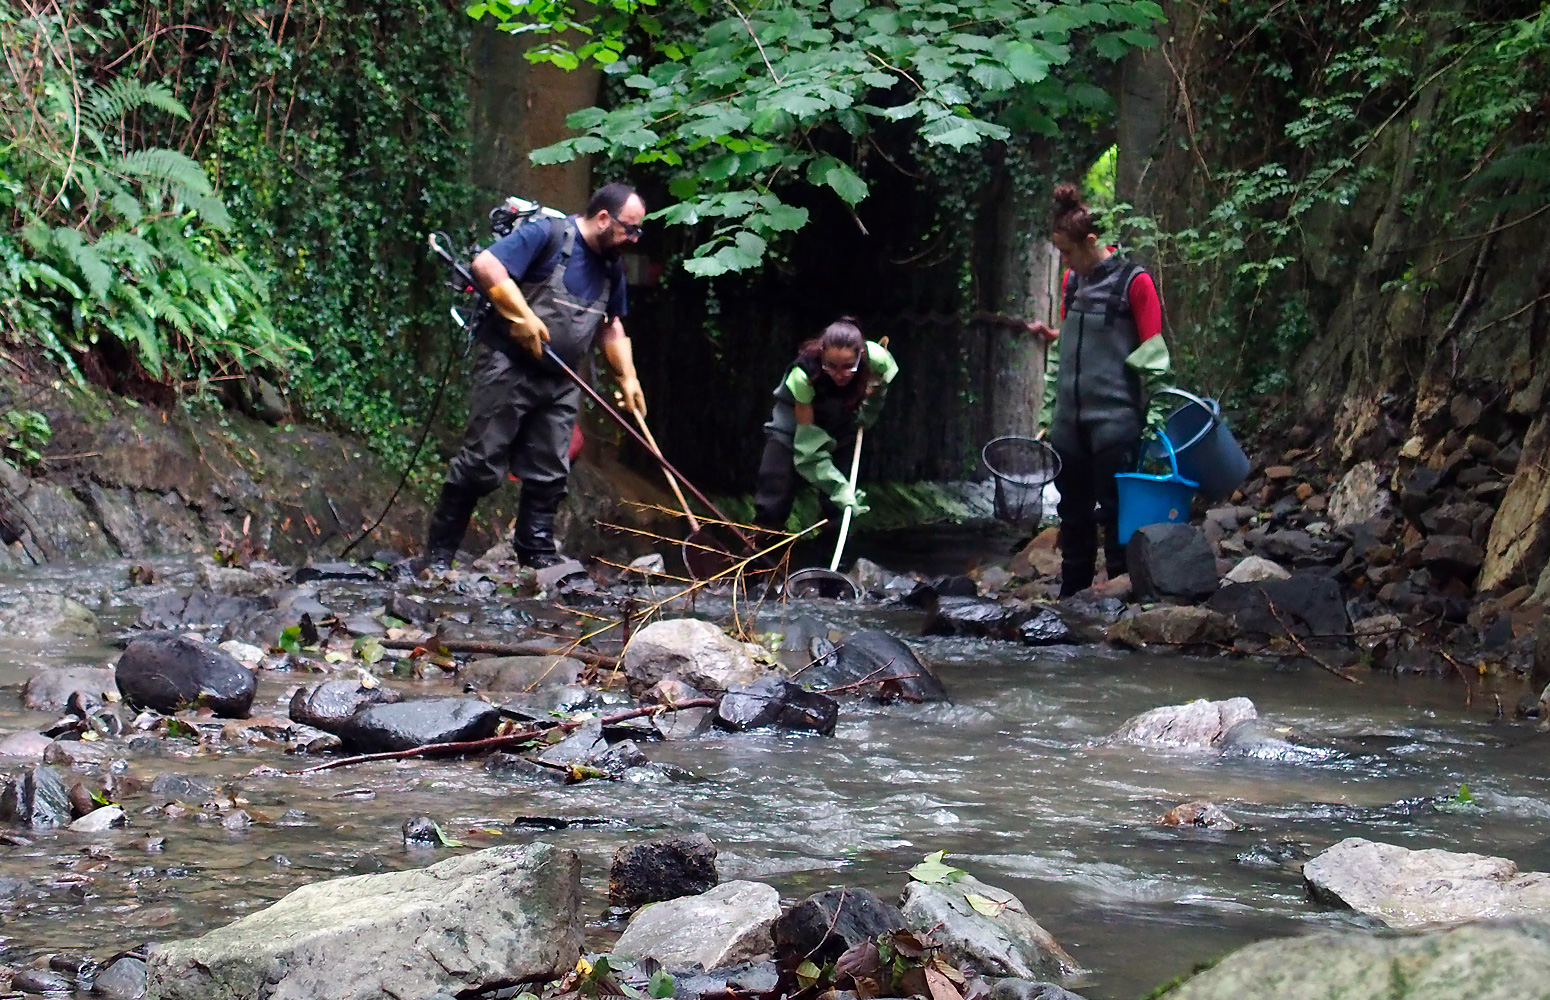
top-left (981, 436), bottom-right (1061, 525)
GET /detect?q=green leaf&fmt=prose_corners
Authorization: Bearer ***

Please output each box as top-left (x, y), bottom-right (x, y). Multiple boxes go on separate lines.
top-left (1006, 42), bottom-right (1052, 84)
top-left (831, 0), bottom-right (864, 19)
top-left (432, 821), bottom-right (464, 848)
top-left (649, 970), bottom-right (675, 998)
top-left (908, 850), bottom-right (966, 885)
top-left (824, 162), bottom-right (868, 205)
top-left (702, 151), bottom-right (741, 180)
top-left (278, 625), bottom-right (302, 654)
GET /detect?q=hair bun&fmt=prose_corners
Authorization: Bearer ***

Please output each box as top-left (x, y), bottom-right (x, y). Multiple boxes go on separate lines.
top-left (1052, 183), bottom-right (1083, 210)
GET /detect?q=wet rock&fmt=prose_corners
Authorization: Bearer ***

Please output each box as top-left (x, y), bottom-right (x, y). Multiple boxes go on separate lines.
top-left (222, 809), bottom-right (251, 832)
top-left (612, 880), bottom-right (781, 972)
top-left (772, 887), bottom-right (905, 964)
top-left (1058, 594), bottom-right (1127, 625)
top-left (1223, 556), bottom-right (1291, 585)
top-left (1010, 528), bottom-right (1063, 580)
top-left (622, 619), bottom-right (769, 696)
top-left (899, 873), bottom-right (1083, 980)
top-left (628, 552), bottom-right (667, 577)
top-left (652, 704), bottom-right (715, 741)
top-left (22, 667), bottom-right (117, 712)
top-left (14, 968), bottom-right (73, 993)
top-left (1303, 837), bottom-right (1550, 929)
top-left (537, 720), bottom-right (607, 767)
top-left (1399, 466), bottom-right (1444, 519)
top-left (1106, 606), bottom-right (1233, 648)
top-left (483, 753), bottom-right (567, 784)
top-left (0, 732), bottom-right (53, 761)
top-left (335, 699), bottom-right (501, 753)
top-left (287, 680), bottom-right (403, 732)
top-left (1207, 574), bottom-right (1350, 646)
top-left (195, 560), bottom-right (275, 597)
top-left (1019, 608), bottom-right (1078, 647)
top-left (145, 843), bottom-right (583, 1000)
top-left (0, 594), bottom-right (98, 641)
top-left (69, 805), bottom-right (126, 832)
top-left (93, 956), bottom-right (146, 1000)
top-left (150, 774), bottom-right (214, 804)
top-left (591, 740), bottom-right (649, 776)
top-left (1107, 697), bottom-right (1258, 749)
top-left (461, 655), bottom-right (582, 693)
top-left (116, 633), bottom-right (255, 718)
top-left (1217, 718), bottom-right (1336, 763)
top-left (715, 677), bottom-right (838, 736)
top-left (1128, 524), bottom-right (1219, 602)
top-left (138, 591), bottom-right (269, 631)
top-left (850, 557), bottom-right (896, 591)
top-left (1159, 801), bottom-right (1239, 830)
top-left (0, 765), bottom-right (73, 828)
top-left (292, 561), bottom-right (378, 583)
top-left (978, 565), bottom-right (1015, 594)
top-left (1421, 534), bottom-right (1485, 579)
top-left (217, 640), bottom-right (265, 665)
top-left (988, 979), bottom-right (1088, 1000)
top-left (1253, 529), bottom-right (1345, 567)
top-left (609, 834), bottom-right (718, 909)
top-left (923, 597), bottom-right (1019, 639)
top-left (806, 630), bottom-right (949, 703)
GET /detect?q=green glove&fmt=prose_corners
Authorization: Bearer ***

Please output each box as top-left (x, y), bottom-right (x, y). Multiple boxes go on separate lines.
top-left (792, 422), bottom-right (849, 496)
top-left (856, 341), bottom-right (899, 429)
top-left (857, 383), bottom-right (889, 429)
top-left (832, 482), bottom-right (869, 515)
top-left (1125, 335), bottom-right (1173, 438)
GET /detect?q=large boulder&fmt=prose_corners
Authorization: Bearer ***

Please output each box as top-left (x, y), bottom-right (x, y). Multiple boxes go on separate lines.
top-left (22, 666), bottom-right (117, 711)
top-left (805, 630), bottom-right (949, 703)
top-left (1127, 524), bottom-right (1219, 602)
top-left (899, 874), bottom-right (1083, 981)
top-left (772, 888), bottom-right (906, 964)
top-left (1160, 920), bottom-right (1550, 1000)
top-left (622, 619), bottom-right (769, 695)
top-left (612, 881), bottom-right (781, 972)
top-left (1107, 698), bottom-right (1258, 749)
top-left (0, 594), bottom-right (98, 641)
top-left (1106, 606), bottom-right (1233, 648)
top-left (1207, 573), bottom-right (1350, 645)
top-left (288, 680), bottom-right (404, 731)
top-left (116, 633), bottom-right (255, 717)
top-left (1303, 837), bottom-right (1550, 929)
top-left (146, 843), bottom-right (582, 1000)
top-left (609, 834), bottom-right (719, 909)
top-left (715, 678), bottom-right (838, 736)
top-left (334, 699), bottom-right (501, 753)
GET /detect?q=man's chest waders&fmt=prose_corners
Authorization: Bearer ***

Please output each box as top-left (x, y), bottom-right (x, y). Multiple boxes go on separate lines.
top-left (1049, 254), bottom-right (1144, 457)
top-left (427, 225), bottom-right (613, 565)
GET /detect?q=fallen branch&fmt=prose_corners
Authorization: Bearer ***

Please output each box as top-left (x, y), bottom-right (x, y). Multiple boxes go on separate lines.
top-left (814, 660), bottom-right (904, 696)
top-left (1265, 598), bottom-right (1361, 684)
top-left (379, 637), bottom-right (618, 669)
top-left (289, 698), bottom-right (718, 774)
top-left (1437, 649), bottom-right (1475, 708)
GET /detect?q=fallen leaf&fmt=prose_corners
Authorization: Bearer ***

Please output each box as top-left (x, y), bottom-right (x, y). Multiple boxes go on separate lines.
top-left (908, 850), bottom-right (966, 885)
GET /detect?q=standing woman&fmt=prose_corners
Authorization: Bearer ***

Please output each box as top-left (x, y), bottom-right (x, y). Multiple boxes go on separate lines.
top-left (1027, 184), bottom-right (1172, 598)
top-left (754, 318), bottom-right (899, 533)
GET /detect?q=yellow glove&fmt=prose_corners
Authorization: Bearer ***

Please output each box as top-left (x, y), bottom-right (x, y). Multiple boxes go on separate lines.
top-left (604, 334), bottom-right (646, 417)
top-left (486, 277), bottom-right (549, 360)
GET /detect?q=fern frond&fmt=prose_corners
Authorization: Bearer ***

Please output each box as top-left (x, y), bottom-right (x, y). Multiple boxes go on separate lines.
top-left (178, 189), bottom-right (234, 233)
top-left (84, 78), bottom-right (191, 133)
top-left (113, 149), bottom-right (213, 197)
top-left (49, 227), bottom-right (113, 302)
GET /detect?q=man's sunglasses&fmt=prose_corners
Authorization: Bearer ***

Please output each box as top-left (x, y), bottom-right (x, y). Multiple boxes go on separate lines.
top-left (613, 218), bottom-right (644, 240)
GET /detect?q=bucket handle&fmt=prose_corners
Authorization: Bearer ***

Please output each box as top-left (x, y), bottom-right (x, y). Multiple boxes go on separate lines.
top-left (1151, 387), bottom-right (1221, 455)
top-left (1138, 426), bottom-right (1186, 480)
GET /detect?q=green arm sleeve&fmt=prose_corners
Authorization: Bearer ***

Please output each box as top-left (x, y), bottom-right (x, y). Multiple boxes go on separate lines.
top-left (783, 367), bottom-right (815, 404)
top-left (857, 341), bottom-right (899, 428)
top-left (1038, 336), bottom-right (1060, 430)
top-left (1125, 335), bottom-right (1174, 430)
top-left (792, 422), bottom-right (850, 499)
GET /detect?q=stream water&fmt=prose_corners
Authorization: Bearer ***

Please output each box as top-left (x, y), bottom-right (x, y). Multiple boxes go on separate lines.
top-left (0, 546), bottom-right (1541, 1000)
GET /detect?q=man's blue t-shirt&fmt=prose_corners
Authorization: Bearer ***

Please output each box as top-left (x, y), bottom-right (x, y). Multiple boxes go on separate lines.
top-left (488, 217), bottom-right (627, 320)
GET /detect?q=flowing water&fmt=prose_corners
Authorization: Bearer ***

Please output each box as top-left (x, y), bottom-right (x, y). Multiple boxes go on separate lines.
top-left (0, 548), bottom-right (1541, 999)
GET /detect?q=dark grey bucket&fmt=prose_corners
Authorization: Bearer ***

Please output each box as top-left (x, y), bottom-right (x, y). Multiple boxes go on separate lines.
top-left (1151, 388), bottom-right (1251, 502)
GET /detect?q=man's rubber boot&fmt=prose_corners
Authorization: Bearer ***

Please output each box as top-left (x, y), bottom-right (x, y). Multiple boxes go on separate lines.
top-left (514, 480), bottom-right (568, 569)
top-left (424, 482), bottom-right (480, 570)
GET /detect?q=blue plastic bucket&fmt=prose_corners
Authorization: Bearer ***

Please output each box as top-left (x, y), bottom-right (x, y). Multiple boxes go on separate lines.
top-left (1149, 388), bottom-right (1251, 502)
top-left (1116, 430), bottom-right (1199, 545)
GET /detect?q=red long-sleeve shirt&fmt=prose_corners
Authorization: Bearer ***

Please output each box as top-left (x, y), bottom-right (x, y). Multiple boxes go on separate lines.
top-left (1058, 267), bottom-right (1163, 342)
